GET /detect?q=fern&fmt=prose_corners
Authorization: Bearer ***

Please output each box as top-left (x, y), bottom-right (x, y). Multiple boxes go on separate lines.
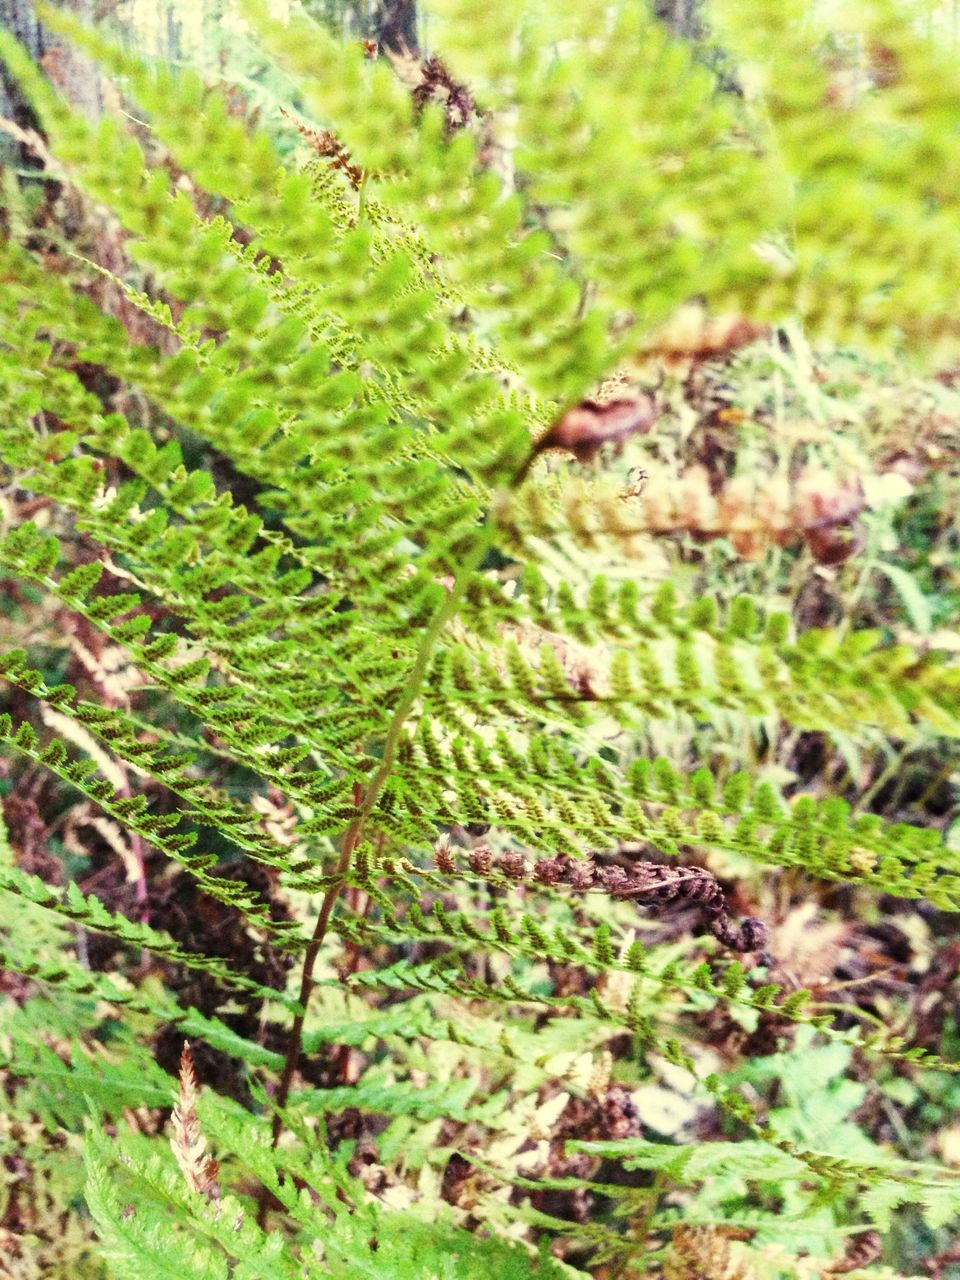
top-left (1, 1), bottom-right (960, 1275)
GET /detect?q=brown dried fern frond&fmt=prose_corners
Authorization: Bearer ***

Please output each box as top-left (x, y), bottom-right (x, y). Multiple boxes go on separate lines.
top-left (170, 1042), bottom-right (221, 1202)
top-left (664, 1224), bottom-right (758, 1280)
top-left (280, 108), bottom-right (365, 189)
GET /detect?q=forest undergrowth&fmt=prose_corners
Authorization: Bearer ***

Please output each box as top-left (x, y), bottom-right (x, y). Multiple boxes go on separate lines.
top-left (1, 2), bottom-right (960, 1277)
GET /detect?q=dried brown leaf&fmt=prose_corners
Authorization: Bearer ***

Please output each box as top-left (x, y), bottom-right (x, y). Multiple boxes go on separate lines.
top-left (537, 395), bottom-right (658, 464)
top-left (170, 1042), bottom-right (221, 1202)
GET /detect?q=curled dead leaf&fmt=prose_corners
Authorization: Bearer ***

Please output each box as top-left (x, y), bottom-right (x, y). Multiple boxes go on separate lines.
top-left (537, 394), bottom-right (658, 464)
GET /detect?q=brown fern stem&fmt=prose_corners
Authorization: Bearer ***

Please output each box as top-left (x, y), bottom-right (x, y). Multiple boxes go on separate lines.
top-left (258, 526), bottom-right (494, 1226)
top-left (256, 808), bottom-right (361, 1227)
top-left (268, 805), bottom-right (364, 1149)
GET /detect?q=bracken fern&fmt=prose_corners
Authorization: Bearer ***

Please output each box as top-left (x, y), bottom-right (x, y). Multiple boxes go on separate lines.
top-left (1, 1), bottom-right (960, 1276)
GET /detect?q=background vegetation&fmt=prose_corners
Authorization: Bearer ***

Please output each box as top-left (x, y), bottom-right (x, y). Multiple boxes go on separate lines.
top-left (2, 1), bottom-right (960, 1277)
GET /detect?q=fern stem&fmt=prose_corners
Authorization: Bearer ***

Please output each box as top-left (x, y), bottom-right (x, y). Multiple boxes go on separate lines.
top-left (611, 1170), bottom-right (667, 1277)
top-left (263, 525), bottom-right (494, 1199)
top-left (266, 805), bottom-right (364, 1158)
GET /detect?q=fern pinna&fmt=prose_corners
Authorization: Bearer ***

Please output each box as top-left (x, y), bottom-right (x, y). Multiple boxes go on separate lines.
top-left (1, 1), bottom-right (960, 1276)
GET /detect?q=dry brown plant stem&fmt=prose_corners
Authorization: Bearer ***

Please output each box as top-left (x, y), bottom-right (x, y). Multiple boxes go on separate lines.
top-left (258, 530), bottom-right (493, 1225)
top-left (268, 795), bottom-right (365, 1149)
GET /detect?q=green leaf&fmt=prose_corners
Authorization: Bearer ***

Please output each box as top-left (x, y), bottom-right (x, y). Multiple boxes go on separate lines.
top-left (873, 562), bottom-right (933, 635)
